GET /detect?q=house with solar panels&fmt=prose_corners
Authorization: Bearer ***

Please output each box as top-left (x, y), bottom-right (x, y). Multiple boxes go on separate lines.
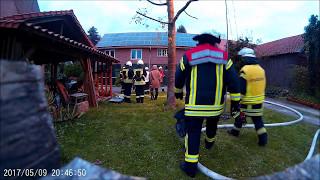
top-left (96, 32), bottom-right (198, 65)
top-left (96, 32), bottom-right (228, 84)
top-left (96, 32), bottom-right (195, 80)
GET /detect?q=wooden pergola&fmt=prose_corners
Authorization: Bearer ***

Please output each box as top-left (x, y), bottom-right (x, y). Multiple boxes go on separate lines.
top-left (0, 10), bottom-right (119, 107)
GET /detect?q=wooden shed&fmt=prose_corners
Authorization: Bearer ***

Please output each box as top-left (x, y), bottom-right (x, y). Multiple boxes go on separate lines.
top-left (255, 35), bottom-right (306, 88)
top-left (0, 10), bottom-right (119, 107)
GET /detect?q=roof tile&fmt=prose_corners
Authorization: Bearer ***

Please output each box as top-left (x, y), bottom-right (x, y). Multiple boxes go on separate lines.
top-left (0, 10), bottom-right (119, 63)
top-left (255, 35), bottom-right (304, 57)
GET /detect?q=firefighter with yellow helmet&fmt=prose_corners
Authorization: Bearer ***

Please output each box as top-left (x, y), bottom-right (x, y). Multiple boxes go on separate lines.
top-left (228, 47), bottom-right (268, 146)
top-left (120, 61), bottom-right (134, 103)
top-left (133, 59), bottom-right (147, 103)
top-left (175, 33), bottom-right (241, 177)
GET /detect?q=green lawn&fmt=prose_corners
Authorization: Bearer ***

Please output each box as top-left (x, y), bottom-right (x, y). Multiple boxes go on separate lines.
top-left (54, 94), bottom-right (319, 179)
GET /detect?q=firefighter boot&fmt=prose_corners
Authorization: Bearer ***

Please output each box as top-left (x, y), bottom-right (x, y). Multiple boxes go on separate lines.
top-left (136, 98), bottom-right (140, 103)
top-left (227, 129), bottom-right (240, 137)
top-left (124, 97), bottom-right (131, 103)
top-left (180, 162), bottom-right (197, 178)
top-left (205, 139), bottom-right (215, 150)
top-left (140, 97), bottom-right (144, 103)
top-left (258, 133), bottom-right (268, 146)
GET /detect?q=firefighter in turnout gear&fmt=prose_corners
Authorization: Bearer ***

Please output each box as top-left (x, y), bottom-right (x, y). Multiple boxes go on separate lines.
top-left (228, 47), bottom-right (268, 146)
top-left (121, 61), bottom-right (134, 103)
top-left (134, 59), bottom-right (147, 103)
top-left (175, 33), bottom-right (241, 178)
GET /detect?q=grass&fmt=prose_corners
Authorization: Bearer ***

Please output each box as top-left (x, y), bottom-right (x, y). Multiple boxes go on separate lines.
top-left (54, 93), bottom-right (319, 179)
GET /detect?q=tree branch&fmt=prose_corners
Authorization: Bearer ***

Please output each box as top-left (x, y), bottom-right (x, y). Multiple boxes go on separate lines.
top-left (136, 11), bottom-right (169, 24)
top-left (184, 10), bottom-right (198, 20)
top-left (172, 0), bottom-right (198, 23)
top-left (146, 0), bottom-right (167, 6)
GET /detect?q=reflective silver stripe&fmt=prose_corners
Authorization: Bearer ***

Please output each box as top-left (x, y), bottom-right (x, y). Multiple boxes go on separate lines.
top-left (205, 136), bottom-right (215, 143)
top-left (185, 104), bottom-right (224, 110)
top-left (185, 109), bottom-right (224, 117)
top-left (180, 58), bottom-right (185, 71)
top-left (189, 66), bottom-right (197, 105)
top-left (134, 81), bottom-right (146, 85)
top-left (189, 57), bottom-right (227, 66)
top-left (215, 65), bottom-right (223, 105)
top-left (226, 59), bottom-right (233, 70)
top-left (192, 49), bottom-right (224, 59)
top-left (257, 127), bottom-right (267, 135)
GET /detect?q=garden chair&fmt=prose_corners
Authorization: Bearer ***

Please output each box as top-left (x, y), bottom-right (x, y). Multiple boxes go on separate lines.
top-left (53, 81), bottom-right (89, 121)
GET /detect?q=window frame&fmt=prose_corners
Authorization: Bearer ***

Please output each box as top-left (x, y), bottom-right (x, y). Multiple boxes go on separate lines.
top-left (157, 48), bottom-right (168, 57)
top-left (105, 49), bottom-right (115, 58)
top-left (130, 49), bottom-right (143, 60)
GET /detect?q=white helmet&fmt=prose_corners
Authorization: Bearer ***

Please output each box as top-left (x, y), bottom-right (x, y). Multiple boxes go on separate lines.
top-left (238, 47), bottom-right (256, 57)
top-left (145, 67), bottom-right (149, 70)
top-left (137, 59), bottom-right (144, 65)
top-left (126, 61), bottom-right (132, 67)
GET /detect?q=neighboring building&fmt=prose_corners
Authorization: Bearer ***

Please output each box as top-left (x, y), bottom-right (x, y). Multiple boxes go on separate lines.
top-left (0, 0), bottom-right (40, 17)
top-left (97, 32), bottom-right (227, 82)
top-left (255, 34), bottom-right (306, 88)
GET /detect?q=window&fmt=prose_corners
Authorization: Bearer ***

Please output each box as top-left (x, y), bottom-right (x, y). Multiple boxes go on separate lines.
top-left (157, 49), bottom-right (168, 57)
top-left (131, 49), bottom-right (142, 60)
top-left (105, 49), bottom-right (115, 58)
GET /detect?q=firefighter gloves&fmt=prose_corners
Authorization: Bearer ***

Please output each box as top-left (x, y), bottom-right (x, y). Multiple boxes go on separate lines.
top-left (175, 92), bottom-right (183, 100)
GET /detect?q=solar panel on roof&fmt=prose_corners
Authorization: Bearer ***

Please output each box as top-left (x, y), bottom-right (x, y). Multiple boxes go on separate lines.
top-left (96, 32), bottom-right (197, 48)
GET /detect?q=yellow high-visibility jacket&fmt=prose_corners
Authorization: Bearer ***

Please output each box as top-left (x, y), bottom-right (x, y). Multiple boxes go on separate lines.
top-left (133, 65), bottom-right (146, 86)
top-left (239, 58), bottom-right (266, 105)
top-left (121, 67), bottom-right (134, 84)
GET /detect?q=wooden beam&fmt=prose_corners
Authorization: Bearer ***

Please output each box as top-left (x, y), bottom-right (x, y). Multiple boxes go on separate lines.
top-left (104, 62), bottom-right (108, 96)
top-left (109, 63), bottom-right (113, 96)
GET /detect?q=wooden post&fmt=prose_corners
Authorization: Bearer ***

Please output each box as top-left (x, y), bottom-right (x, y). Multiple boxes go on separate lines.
top-left (94, 60), bottom-right (98, 88)
top-left (81, 58), bottom-right (97, 107)
top-left (109, 62), bottom-right (113, 96)
top-left (104, 62), bottom-right (108, 96)
top-left (99, 61), bottom-right (103, 96)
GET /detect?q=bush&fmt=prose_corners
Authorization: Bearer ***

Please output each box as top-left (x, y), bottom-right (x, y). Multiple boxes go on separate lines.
top-left (265, 86), bottom-right (289, 98)
top-left (289, 65), bottom-right (310, 93)
top-left (64, 63), bottom-right (84, 81)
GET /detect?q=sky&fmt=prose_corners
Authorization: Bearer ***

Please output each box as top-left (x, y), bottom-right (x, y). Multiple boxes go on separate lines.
top-left (38, 0), bottom-right (319, 43)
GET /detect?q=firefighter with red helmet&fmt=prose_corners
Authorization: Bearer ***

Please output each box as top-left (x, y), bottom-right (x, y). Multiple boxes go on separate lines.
top-left (175, 33), bottom-right (241, 177)
top-left (228, 47), bottom-right (268, 146)
top-left (121, 61), bottom-right (134, 103)
top-left (133, 59), bottom-right (147, 103)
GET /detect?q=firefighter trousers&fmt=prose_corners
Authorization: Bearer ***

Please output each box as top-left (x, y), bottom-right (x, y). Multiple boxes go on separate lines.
top-left (184, 116), bottom-right (219, 165)
top-left (123, 83), bottom-right (132, 102)
top-left (233, 103), bottom-right (268, 145)
top-left (135, 85), bottom-right (144, 103)
top-left (234, 104), bottom-right (266, 133)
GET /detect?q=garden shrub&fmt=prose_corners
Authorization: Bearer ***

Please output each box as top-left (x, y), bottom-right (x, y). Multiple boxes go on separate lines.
top-left (64, 63), bottom-right (84, 81)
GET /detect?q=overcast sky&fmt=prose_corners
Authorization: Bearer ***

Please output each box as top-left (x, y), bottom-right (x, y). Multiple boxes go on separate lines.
top-left (38, 0), bottom-right (319, 43)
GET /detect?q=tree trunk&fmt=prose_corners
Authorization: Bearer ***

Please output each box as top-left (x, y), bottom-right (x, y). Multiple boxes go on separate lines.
top-left (166, 0), bottom-right (176, 108)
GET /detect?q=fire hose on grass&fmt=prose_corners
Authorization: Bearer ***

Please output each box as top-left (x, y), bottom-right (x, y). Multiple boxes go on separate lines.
top-left (179, 100), bottom-right (319, 179)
